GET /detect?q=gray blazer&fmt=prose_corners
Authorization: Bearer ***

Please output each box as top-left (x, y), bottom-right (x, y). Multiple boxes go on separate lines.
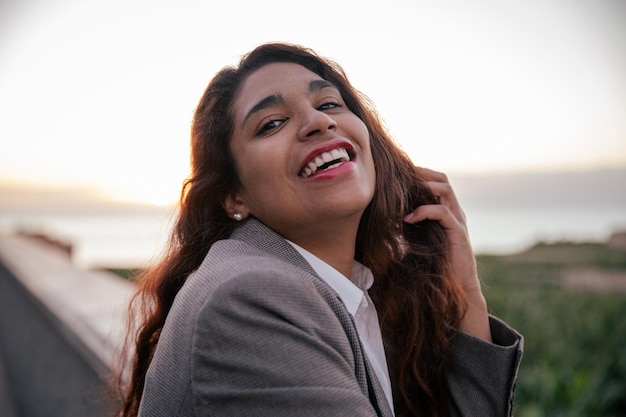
top-left (139, 218), bottom-right (522, 417)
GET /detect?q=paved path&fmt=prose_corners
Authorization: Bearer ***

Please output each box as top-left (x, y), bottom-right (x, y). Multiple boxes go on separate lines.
top-left (0, 324), bottom-right (18, 417)
top-left (0, 235), bottom-right (135, 417)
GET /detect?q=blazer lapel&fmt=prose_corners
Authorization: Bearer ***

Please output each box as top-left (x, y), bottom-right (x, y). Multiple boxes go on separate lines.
top-left (229, 218), bottom-right (394, 417)
top-left (352, 315), bottom-right (396, 417)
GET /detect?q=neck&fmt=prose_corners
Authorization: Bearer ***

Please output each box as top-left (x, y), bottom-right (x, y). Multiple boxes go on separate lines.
top-left (282, 217), bottom-right (359, 279)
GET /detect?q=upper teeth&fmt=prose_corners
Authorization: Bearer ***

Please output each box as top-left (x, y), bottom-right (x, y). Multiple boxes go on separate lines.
top-left (300, 147), bottom-right (350, 178)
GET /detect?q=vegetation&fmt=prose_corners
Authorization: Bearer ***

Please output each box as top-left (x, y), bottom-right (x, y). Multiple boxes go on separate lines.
top-left (105, 268), bottom-right (142, 281)
top-left (478, 241), bottom-right (626, 417)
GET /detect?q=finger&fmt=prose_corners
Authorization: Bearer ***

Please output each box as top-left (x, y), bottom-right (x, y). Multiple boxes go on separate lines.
top-left (426, 181), bottom-right (465, 221)
top-left (426, 181), bottom-right (455, 204)
top-left (418, 167), bottom-right (455, 205)
top-left (403, 204), bottom-right (463, 232)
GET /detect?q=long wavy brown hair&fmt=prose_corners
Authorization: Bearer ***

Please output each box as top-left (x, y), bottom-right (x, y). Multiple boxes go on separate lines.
top-left (117, 43), bottom-right (466, 417)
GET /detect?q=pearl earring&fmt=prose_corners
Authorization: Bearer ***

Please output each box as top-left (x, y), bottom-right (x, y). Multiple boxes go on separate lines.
top-left (233, 213), bottom-right (243, 221)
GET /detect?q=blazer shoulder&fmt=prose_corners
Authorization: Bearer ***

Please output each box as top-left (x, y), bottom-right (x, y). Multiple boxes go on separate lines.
top-left (197, 249), bottom-right (338, 322)
top-left (187, 236), bottom-right (325, 292)
top-left (174, 238), bottom-right (336, 329)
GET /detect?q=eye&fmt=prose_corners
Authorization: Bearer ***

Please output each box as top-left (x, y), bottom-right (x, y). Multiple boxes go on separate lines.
top-left (318, 101), bottom-right (342, 111)
top-left (255, 118), bottom-right (287, 136)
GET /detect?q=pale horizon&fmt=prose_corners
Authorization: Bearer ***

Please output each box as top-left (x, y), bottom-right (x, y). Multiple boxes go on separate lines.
top-left (2, 167), bottom-right (625, 266)
top-left (1, 166), bottom-right (625, 212)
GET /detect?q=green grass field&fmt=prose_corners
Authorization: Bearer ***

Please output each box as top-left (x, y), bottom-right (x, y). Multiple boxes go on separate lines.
top-left (478, 241), bottom-right (626, 416)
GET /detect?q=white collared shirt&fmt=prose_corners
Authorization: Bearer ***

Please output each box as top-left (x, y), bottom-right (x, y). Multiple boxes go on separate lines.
top-left (288, 241), bottom-right (395, 414)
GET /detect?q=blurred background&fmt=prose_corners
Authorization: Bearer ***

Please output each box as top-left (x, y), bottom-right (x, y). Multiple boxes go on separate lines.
top-left (0, 0), bottom-right (625, 416)
top-left (1, 0), bottom-right (625, 267)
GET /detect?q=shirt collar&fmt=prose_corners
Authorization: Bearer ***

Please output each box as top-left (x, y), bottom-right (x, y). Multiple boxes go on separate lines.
top-left (287, 241), bottom-right (373, 316)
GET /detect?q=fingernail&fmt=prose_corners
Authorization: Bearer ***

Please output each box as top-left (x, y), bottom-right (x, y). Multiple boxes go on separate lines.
top-left (403, 213), bottom-right (414, 222)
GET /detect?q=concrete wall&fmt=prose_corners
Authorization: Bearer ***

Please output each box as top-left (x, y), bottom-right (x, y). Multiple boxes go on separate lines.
top-left (0, 236), bottom-right (134, 417)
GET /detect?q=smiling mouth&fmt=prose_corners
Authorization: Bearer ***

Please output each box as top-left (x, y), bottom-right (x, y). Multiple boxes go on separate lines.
top-left (299, 147), bottom-right (353, 178)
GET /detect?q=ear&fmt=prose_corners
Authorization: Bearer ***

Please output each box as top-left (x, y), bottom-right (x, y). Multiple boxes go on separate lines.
top-left (222, 191), bottom-right (250, 221)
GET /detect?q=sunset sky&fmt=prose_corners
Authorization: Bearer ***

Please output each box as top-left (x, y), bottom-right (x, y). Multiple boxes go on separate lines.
top-left (1, 0), bottom-right (625, 207)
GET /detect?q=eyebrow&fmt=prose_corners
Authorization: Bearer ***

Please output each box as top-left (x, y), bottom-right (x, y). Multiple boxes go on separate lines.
top-left (308, 79), bottom-right (338, 93)
top-left (241, 94), bottom-right (285, 129)
top-left (240, 79), bottom-right (340, 129)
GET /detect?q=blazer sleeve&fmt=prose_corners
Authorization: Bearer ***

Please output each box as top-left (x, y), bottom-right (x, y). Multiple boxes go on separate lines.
top-left (447, 316), bottom-right (523, 417)
top-left (190, 270), bottom-right (380, 417)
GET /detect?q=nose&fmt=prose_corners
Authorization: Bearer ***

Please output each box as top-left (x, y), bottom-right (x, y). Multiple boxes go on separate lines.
top-left (297, 108), bottom-right (337, 141)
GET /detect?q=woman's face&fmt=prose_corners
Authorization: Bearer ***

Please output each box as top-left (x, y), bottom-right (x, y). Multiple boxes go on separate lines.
top-left (227, 62), bottom-right (376, 242)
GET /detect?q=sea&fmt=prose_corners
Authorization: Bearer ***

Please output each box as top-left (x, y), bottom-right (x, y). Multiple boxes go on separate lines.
top-left (1, 202), bottom-right (625, 269)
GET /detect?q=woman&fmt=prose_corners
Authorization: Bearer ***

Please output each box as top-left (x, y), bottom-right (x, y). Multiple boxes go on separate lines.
top-left (119, 43), bottom-right (522, 417)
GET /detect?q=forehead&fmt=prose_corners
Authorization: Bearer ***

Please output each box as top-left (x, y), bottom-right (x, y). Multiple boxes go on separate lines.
top-left (234, 63), bottom-right (328, 116)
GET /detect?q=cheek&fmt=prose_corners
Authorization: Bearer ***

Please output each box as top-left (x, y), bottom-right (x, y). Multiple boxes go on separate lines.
top-left (356, 123), bottom-right (376, 180)
top-left (231, 139), bottom-right (262, 180)
top-left (238, 156), bottom-right (263, 181)
top-left (229, 144), bottom-right (261, 199)
top-left (356, 118), bottom-right (369, 139)
top-left (367, 156), bottom-right (377, 195)
top-left (355, 120), bottom-right (373, 157)
top-left (362, 137), bottom-right (377, 192)
top-left (233, 145), bottom-right (284, 198)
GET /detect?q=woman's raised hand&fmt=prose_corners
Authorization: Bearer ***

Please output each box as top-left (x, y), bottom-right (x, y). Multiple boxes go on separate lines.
top-left (403, 168), bottom-right (492, 342)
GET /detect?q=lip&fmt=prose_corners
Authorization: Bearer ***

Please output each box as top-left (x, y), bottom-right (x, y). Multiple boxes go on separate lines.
top-left (298, 139), bottom-right (356, 176)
